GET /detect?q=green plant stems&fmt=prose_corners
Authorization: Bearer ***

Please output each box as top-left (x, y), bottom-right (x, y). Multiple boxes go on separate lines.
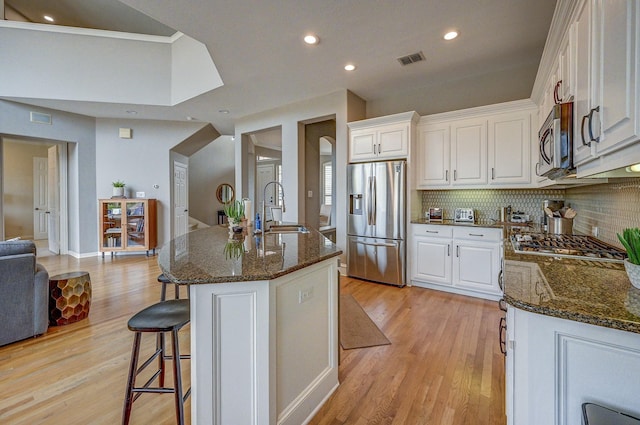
top-left (618, 228), bottom-right (640, 265)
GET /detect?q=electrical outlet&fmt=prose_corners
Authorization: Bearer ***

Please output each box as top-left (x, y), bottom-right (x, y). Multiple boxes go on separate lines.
top-left (298, 287), bottom-right (314, 304)
top-left (592, 226), bottom-right (599, 237)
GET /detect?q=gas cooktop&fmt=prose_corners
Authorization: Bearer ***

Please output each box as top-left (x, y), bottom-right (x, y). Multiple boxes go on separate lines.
top-left (511, 233), bottom-right (627, 263)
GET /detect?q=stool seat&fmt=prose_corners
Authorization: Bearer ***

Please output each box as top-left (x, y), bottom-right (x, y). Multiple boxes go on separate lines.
top-left (128, 299), bottom-right (189, 332)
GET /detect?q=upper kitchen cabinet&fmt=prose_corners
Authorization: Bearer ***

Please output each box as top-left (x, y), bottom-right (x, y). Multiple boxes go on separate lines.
top-left (546, 0), bottom-right (640, 176)
top-left (348, 111), bottom-right (419, 162)
top-left (416, 101), bottom-right (536, 189)
top-left (488, 111), bottom-right (532, 186)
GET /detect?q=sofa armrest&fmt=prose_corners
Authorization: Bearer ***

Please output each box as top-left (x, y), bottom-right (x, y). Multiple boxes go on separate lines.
top-left (0, 240), bottom-right (37, 257)
top-left (33, 264), bottom-right (50, 336)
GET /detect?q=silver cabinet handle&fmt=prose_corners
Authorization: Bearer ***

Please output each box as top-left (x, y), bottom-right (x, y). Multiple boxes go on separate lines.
top-left (498, 269), bottom-right (504, 291)
top-left (454, 169), bottom-right (457, 181)
top-left (468, 233), bottom-right (484, 237)
top-left (447, 244), bottom-right (450, 257)
top-left (535, 162), bottom-right (540, 176)
top-left (425, 230), bottom-right (439, 233)
top-left (456, 245), bottom-right (460, 257)
top-left (445, 170), bottom-right (449, 182)
top-left (581, 113), bottom-right (591, 147)
top-left (587, 106), bottom-right (600, 144)
top-left (373, 144), bottom-right (377, 155)
top-left (499, 317), bottom-right (507, 356)
top-left (498, 298), bottom-right (507, 312)
top-left (378, 143), bottom-right (381, 154)
top-left (491, 167), bottom-right (495, 180)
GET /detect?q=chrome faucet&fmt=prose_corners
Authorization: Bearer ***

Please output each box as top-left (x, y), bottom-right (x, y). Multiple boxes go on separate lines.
top-left (261, 181), bottom-right (286, 238)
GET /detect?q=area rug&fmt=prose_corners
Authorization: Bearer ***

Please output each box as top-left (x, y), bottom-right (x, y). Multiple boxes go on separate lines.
top-left (340, 294), bottom-right (391, 350)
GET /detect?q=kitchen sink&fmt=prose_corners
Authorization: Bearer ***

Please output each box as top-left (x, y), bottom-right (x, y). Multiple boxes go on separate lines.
top-left (266, 224), bottom-right (310, 234)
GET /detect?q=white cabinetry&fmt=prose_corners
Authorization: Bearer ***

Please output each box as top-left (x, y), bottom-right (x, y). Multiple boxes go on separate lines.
top-left (416, 103), bottom-right (535, 189)
top-left (452, 227), bottom-right (502, 296)
top-left (410, 224), bottom-right (502, 300)
top-left (348, 111), bottom-right (419, 162)
top-left (451, 119), bottom-right (487, 185)
top-left (506, 305), bottom-right (640, 425)
top-left (557, 0), bottom-right (640, 175)
top-left (411, 224), bottom-right (452, 285)
top-left (488, 112), bottom-right (531, 185)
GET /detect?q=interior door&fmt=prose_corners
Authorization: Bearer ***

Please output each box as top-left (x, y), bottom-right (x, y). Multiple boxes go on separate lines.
top-left (47, 146), bottom-right (60, 254)
top-left (173, 161), bottom-right (188, 238)
top-left (256, 164), bottom-right (275, 221)
top-left (33, 157), bottom-right (48, 240)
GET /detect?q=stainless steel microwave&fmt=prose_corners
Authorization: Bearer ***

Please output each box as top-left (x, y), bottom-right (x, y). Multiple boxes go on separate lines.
top-left (537, 102), bottom-right (574, 180)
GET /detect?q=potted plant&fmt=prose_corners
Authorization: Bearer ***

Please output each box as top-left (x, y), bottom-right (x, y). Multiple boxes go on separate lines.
top-left (223, 200), bottom-right (245, 228)
top-left (618, 228), bottom-right (640, 289)
top-left (112, 180), bottom-right (126, 198)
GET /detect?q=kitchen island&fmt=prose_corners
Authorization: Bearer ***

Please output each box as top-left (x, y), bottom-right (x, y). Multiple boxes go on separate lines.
top-left (503, 241), bottom-right (640, 425)
top-left (158, 225), bottom-right (342, 425)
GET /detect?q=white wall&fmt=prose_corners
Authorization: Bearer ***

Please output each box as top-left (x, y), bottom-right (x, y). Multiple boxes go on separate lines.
top-left (189, 135), bottom-right (235, 226)
top-left (95, 118), bottom-right (205, 248)
top-left (235, 90), bottom-right (366, 255)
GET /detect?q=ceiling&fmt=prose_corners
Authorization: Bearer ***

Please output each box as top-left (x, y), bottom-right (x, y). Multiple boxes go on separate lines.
top-left (3, 0), bottom-right (558, 135)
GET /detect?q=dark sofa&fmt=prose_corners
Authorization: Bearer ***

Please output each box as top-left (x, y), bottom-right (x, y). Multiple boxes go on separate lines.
top-left (0, 240), bottom-right (49, 346)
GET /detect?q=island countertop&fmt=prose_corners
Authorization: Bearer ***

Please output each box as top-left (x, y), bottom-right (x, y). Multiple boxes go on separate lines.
top-left (158, 225), bottom-right (342, 284)
top-left (503, 241), bottom-right (640, 334)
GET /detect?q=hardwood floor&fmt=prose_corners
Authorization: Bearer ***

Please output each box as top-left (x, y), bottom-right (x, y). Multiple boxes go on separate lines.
top-left (0, 254), bottom-right (505, 424)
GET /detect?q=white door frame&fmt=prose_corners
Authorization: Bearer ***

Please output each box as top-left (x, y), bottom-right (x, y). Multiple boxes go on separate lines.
top-left (33, 156), bottom-right (48, 240)
top-left (173, 160), bottom-right (189, 238)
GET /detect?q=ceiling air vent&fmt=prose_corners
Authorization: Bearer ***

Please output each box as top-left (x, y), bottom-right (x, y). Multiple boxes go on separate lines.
top-left (397, 51), bottom-right (425, 66)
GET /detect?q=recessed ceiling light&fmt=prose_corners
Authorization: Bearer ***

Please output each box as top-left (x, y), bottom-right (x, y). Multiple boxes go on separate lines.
top-left (125, 110), bottom-right (137, 115)
top-left (344, 64), bottom-right (356, 71)
top-left (44, 15), bottom-right (54, 22)
top-left (444, 31), bottom-right (458, 41)
top-left (303, 34), bottom-right (319, 45)
top-left (186, 116), bottom-right (196, 121)
top-left (627, 163), bottom-right (640, 172)
top-left (218, 109), bottom-right (230, 114)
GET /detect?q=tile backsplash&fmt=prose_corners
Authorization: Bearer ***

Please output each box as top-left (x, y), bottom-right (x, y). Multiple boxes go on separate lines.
top-left (419, 178), bottom-right (640, 249)
top-left (566, 178), bottom-right (640, 247)
top-left (420, 189), bottom-right (565, 224)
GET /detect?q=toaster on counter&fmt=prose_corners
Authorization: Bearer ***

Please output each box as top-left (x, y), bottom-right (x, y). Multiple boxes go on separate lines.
top-left (454, 208), bottom-right (475, 223)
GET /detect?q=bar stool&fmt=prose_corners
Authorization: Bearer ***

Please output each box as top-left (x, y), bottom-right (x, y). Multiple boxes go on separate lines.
top-left (158, 274), bottom-right (190, 301)
top-left (122, 299), bottom-right (191, 425)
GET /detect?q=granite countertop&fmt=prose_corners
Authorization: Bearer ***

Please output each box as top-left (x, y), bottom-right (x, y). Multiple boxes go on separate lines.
top-left (410, 218), bottom-right (530, 229)
top-left (158, 225), bottom-right (342, 284)
top-left (503, 239), bottom-right (640, 334)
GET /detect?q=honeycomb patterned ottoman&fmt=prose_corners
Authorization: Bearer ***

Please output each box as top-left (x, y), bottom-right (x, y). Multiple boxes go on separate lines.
top-left (48, 271), bottom-right (92, 326)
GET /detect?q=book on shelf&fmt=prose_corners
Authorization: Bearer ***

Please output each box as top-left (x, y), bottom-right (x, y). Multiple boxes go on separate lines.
top-left (106, 228), bottom-right (121, 234)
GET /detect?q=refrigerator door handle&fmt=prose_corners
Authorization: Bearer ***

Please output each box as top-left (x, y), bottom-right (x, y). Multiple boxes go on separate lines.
top-left (354, 240), bottom-right (398, 248)
top-left (367, 176), bottom-right (373, 225)
top-left (371, 176), bottom-right (377, 225)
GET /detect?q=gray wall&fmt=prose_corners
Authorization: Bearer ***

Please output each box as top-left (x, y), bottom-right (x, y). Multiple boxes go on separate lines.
top-left (189, 135), bottom-right (235, 226)
top-left (0, 100), bottom-right (97, 255)
top-left (95, 118), bottom-right (205, 248)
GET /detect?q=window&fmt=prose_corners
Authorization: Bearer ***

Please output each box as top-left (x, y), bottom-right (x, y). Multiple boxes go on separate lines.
top-left (322, 161), bottom-right (332, 205)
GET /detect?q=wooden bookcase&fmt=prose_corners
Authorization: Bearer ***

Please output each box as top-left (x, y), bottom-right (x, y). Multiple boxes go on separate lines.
top-left (99, 199), bottom-right (157, 257)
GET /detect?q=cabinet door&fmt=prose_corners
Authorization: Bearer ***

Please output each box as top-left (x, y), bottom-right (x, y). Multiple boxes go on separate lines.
top-left (349, 129), bottom-right (376, 162)
top-left (412, 236), bottom-right (451, 285)
top-left (591, 0), bottom-right (639, 155)
top-left (573, 0), bottom-right (597, 165)
top-left (453, 240), bottom-right (500, 294)
top-left (100, 200), bottom-right (124, 251)
top-left (124, 201), bottom-right (148, 250)
top-left (377, 123), bottom-right (408, 159)
top-left (451, 119), bottom-right (487, 185)
top-left (416, 124), bottom-right (450, 187)
top-left (488, 112), bottom-right (531, 185)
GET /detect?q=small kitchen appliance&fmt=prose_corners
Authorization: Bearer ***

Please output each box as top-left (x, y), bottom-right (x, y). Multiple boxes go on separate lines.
top-left (428, 207), bottom-right (443, 222)
top-left (538, 102), bottom-right (574, 180)
top-left (454, 208), bottom-right (475, 223)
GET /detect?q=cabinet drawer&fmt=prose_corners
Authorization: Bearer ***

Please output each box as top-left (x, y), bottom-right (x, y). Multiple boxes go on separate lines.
top-left (412, 224), bottom-right (453, 238)
top-left (452, 226), bottom-right (502, 242)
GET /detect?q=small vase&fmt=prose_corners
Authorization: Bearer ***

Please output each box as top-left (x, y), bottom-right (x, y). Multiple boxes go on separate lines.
top-left (113, 187), bottom-right (124, 197)
top-left (624, 259), bottom-right (640, 289)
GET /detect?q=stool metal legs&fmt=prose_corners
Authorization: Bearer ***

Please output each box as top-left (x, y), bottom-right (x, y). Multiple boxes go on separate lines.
top-left (122, 329), bottom-right (189, 425)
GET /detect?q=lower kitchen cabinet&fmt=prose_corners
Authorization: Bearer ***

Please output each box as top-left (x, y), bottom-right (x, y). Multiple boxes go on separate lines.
top-left (505, 305), bottom-right (640, 425)
top-left (410, 224), bottom-right (502, 300)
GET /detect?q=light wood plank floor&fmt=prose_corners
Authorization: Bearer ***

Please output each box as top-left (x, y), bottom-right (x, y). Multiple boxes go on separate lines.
top-left (0, 254), bottom-right (505, 424)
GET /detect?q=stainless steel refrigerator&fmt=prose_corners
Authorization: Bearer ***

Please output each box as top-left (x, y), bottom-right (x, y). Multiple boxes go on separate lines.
top-left (347, 160), bottom-right (406, 286)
